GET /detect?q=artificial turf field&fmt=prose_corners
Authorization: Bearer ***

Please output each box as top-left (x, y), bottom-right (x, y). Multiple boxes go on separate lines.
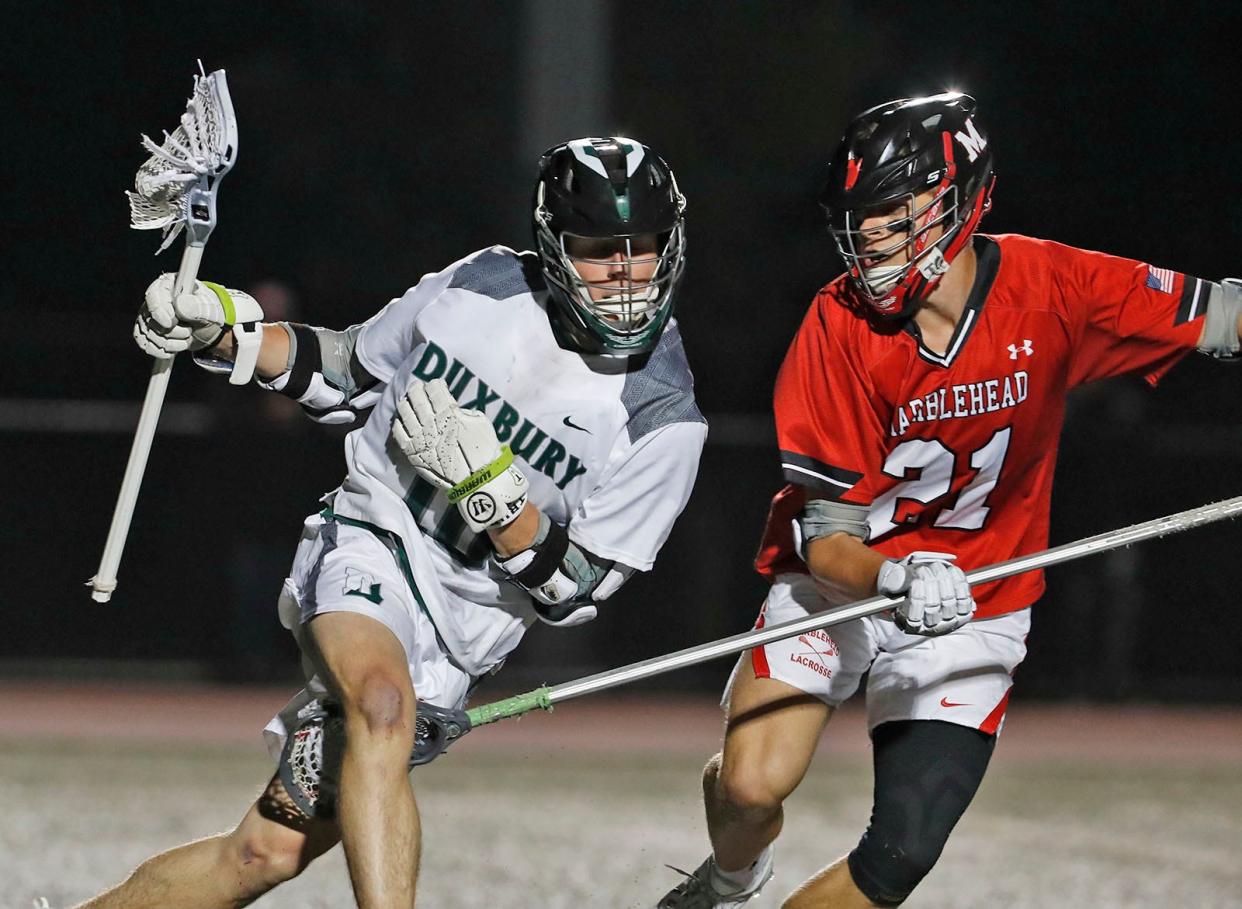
top-left (2, 684), bottom-right (1239, 908)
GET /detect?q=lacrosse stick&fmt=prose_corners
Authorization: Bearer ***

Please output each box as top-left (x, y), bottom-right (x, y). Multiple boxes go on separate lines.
top-left (417, 493), bottom-right (1242, 758)
top-left (88, 66), bottom-right (237, 603)
top-left (275, 494), bottom-right (1242, 814)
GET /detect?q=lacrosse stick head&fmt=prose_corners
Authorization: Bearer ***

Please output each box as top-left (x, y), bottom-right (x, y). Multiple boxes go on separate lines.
top-left (276, 699), bottom-right (473, 817)
top-left (410, 702), bottom-right (473, 767)
top-left (127, 65), bottom-right (237, 253)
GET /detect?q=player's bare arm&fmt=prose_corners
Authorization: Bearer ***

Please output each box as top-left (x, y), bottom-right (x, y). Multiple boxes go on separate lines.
top-left (799, 502), bottom-right (976, 637)
top-left (802, 531), bottom-right (886, 604)
top-left (208, 320), bottom-right (291, 379)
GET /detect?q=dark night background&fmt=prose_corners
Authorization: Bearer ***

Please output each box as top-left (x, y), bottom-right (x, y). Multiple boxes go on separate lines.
top-left (4, 2), bottom-right (1240, 702)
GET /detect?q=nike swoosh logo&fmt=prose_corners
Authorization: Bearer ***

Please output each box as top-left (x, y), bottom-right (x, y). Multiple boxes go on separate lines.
top-left (562, 415), bottom-right (591, 433)
top-left (939, 696), bottom-right (971, 708)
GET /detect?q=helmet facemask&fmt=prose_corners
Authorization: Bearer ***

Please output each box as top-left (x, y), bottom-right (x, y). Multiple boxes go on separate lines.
top-left (829, 184), bottom-right (962, 317)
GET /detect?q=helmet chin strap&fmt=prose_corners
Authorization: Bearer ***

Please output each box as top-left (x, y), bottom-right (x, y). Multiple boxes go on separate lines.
top-left (862, 245), bottom-right (950, 298)
top-left (916, 245), bottom-right (951, 281)
top-left (861, 263), bottom-right (905, 295)
top-left (576, 282), bottom-right (661, 333)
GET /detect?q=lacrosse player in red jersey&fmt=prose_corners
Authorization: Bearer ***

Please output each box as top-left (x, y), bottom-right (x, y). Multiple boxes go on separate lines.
top-left (77, 138), bottom-right (706, 909)
top-left (658, 93), bottom-right (1241, 908)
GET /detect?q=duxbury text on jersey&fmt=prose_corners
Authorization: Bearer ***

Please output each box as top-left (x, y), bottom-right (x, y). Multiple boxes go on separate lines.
top-left (412, 341), bottom-right (590, 490)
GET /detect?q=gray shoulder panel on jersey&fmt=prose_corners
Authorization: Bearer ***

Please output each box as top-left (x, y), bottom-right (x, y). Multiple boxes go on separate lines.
top-left (621, 322), bottom-right (706, 443)
top-left (446, 248), bottom-right (546, 301)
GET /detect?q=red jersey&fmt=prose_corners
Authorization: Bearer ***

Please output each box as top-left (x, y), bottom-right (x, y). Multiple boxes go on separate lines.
top-left (757, 234), bottom-right (1210, 617)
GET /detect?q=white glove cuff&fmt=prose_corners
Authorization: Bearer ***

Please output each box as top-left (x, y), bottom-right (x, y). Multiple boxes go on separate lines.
top-left (229, 321), bottom-right (264, 385)
top-left (450, 446), bottom-right (529, 533)
top-left (188, 284), bottom-right (265, 383)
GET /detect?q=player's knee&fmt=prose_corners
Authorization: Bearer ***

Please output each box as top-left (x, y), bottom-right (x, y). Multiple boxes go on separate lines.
top-left (846, 721), bottom-right (995, 905)
top-left (714, 751), bottom-right (789, 819)
top-left (226, 825), bottom-right (307, 893)
top-left (847, 830), bottom-right (944, 907)
top-left (343, 672), bottom-right (413, 741)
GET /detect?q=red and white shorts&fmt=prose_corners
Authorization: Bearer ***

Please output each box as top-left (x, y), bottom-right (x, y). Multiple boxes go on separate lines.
top-left (729, 573), bottom-right (1031, 735)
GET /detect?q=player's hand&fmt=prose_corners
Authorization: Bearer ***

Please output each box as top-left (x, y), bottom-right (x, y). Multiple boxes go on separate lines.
top-left (393, 377), bottom-right (529, 533)
top-left (134, 273), bottom-right (193, 358)
top-left (133, 273), bottom-right (263, 358)
top-left (876, 551), bottom-right (975, 636)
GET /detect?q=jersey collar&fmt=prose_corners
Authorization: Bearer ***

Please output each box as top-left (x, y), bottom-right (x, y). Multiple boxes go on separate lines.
top-left (903, 235), bottom-right (1001, 368)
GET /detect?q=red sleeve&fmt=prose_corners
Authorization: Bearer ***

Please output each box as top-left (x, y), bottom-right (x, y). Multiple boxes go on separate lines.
top-left (773, 295), bottom-right (888, 505)
top-left (1052, 244), bottom-right (1208, 388)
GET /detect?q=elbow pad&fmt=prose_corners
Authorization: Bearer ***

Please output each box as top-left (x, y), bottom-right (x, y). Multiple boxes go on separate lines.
top-left (496, 513), bottom-right (634, 626)
top-left (258, 322), bottom-right (382, 423)
top-left (794, 498), bottom-right (871, 560)
top-left (1197, 279), bottom-right (1241, 361)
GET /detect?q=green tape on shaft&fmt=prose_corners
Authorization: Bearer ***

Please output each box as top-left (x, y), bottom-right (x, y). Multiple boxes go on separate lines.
top-left (466, 687), bottom-right (553, 727)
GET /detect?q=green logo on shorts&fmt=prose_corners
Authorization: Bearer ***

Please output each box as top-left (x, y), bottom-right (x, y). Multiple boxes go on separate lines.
top-left (344, 582), bottom-right (384, 605)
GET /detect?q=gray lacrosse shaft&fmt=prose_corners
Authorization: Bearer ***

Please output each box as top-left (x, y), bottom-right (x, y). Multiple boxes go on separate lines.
top-left (543, 494), bottom-right (1242, 705)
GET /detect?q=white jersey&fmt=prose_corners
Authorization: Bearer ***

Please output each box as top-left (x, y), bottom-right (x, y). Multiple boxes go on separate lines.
top-left (310, 246), bottom-right (706, 672)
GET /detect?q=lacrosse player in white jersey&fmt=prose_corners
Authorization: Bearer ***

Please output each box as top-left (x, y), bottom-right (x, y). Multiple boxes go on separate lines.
top-left (79, 137), bottom-right (706, 909)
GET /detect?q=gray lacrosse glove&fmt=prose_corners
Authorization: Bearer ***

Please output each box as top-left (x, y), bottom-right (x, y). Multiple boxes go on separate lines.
top-left (392, 377), bottom-right (529, 533)
top-left (876, 551), bottom-right (976, 636)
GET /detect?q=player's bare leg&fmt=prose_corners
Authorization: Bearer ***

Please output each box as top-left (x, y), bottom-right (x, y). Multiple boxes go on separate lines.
top-left (305, 611), bottom-right (420, 908)
top-left (707, 654), bottom-right (830, 875)
top-left (703, 660), bottom-right (881, 908)
top-left (780, 857), bottom-right (877, 909)
top-left (75, 774), bottom-right (339, 908)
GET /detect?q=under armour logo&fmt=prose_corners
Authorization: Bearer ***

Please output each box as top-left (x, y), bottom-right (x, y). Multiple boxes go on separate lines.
top-left (1007, 339), bottom-right (1033, 360)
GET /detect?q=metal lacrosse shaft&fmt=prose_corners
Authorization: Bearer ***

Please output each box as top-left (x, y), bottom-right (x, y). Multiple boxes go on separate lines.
top-left (465, 494), bottom-right (1242, 727)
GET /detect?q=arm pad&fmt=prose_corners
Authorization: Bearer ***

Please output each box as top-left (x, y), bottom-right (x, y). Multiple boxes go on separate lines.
top-left (796, 498), bottom-right (871, 560)
top-left (496, 512), bottom-right (634, 607)
top-left (258, 322), bottom-right (383, 423)
top-left (1198, 279), bottom-right (1241, 360)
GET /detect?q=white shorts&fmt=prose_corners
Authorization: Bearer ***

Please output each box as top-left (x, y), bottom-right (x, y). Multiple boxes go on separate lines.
top-left (263, 513), bottom-right (474, 759)
top-left (729, 573), bottom-right (1031, 735)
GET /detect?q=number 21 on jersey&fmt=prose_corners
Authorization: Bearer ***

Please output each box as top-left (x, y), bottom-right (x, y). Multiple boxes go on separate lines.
top-left (868, 427), bottom-right (1012, 538)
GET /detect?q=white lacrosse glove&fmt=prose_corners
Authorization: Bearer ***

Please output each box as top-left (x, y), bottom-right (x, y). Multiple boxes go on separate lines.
top-left (133, 273), bottom-right (265, 383)
top-left (393, 377), bottom-right (529, 533)
top-left (876, 551), bottom-right (976, 637)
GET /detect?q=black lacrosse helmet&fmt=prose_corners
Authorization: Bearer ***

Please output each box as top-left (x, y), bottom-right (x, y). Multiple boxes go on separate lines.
top-left (821, 92), bottom-right (995, 318)
top-left (533, 137), bottom-right (687, 356)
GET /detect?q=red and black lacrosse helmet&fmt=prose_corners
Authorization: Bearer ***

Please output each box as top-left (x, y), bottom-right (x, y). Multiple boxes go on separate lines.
top-left (821, 92), bottom-right (995, 318)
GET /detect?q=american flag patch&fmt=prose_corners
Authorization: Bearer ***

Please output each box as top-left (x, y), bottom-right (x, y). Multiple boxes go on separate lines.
top-left (1145, 265), bottom-right (1176, 294)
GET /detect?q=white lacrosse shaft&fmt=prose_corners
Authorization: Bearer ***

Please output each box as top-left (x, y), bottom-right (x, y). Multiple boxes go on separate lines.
top-left (88, 247), bottom-right (204, 602)
top-left (544, 494), bottom-right (1242, 704)
top-left (89, 67), bottom-right (236, 603)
